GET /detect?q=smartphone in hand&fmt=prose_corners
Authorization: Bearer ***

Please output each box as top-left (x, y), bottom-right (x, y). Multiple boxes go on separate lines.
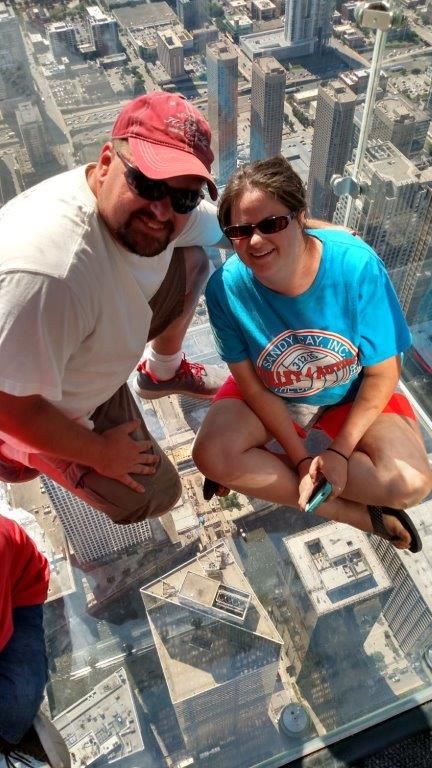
top-left (305, 477), bottom-right (332, 513)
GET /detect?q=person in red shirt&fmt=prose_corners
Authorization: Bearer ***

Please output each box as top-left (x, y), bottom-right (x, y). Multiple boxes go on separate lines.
top-left (0, 515), bottom-right (70, 767)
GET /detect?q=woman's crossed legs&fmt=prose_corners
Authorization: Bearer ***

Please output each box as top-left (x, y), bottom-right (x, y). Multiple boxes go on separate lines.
top-left (192, 396), bottom-right (432, 550)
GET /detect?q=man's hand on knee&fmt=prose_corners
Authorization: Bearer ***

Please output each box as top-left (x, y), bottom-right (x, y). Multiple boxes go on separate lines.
top-left (94, 420), bottom-right (159, 493)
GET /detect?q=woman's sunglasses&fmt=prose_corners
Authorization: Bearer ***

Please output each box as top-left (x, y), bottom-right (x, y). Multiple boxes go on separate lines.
top-left (223, 212), bottom-right (297, 241)
top-left (116, 150), bottom-right (205, 214)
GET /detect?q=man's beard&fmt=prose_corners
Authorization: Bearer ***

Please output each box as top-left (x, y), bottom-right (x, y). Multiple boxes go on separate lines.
top-left (115, 212), bottom-right (175, 257)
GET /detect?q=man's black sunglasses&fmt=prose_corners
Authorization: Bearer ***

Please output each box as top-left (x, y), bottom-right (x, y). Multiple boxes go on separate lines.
top-left (116, 150), bottom-right (204, 214)
top-left (223, 213), bottom-right (297, 241)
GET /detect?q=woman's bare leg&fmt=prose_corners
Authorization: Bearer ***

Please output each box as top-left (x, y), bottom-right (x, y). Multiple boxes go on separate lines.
top-left (193, 401), bottom-right (431, 549)
top-left (334, 413), bottom-right (431, 508)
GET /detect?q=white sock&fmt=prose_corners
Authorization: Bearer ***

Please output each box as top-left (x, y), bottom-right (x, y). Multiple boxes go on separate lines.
top-left (145, 348), bottom-right (183, 381)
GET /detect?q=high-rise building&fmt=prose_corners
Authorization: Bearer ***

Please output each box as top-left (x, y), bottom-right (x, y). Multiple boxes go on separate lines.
top-left (340, 1), bottom-right (359, 22)
top-left (141, 541), bottom-right (282, 753)
top-left (371, 96), bottom-right (429, 158)
top-left (85, 6), bottom-right (120, 57)
top-left (206, 41), bottom-right (238, 186)
top-left (250, 56), bottom-right (285, 162)
top-left (16, 102), bottom-right (50, 168)
top-left (240, 0), bottom-right (332, 60)
top-left (307, 80), bottom-right (356, 220)
top-left (278, 524), bottom-right (392, 730)
top-left (48, 21), bottom-right (78, 59)
top-left (41, 476), bottom-right (154, 565)
top-left (54, 668), bottom-right (145, 762)
top-left (0, 3), bottom-right (26, 71)
top-left (176, 0), bottom-right (208, 31)
top-left (0, 3), bottom-right (32, 115)
top-left (369, 499), bottom-right (432, 658)
top-left (192, 25), bottom-right (218, 54)
top-left (157, 29), bottom-right (185, 80)
top-left (283, 0), bottom-right (332, 55)
top-left (251, 0), bottom-right (276, 21)
top-left (333, 141), bottom-right (432, 315)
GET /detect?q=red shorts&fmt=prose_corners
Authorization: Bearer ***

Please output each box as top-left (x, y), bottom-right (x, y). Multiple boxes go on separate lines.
top-left (213, 375), bottom-right (416, 440)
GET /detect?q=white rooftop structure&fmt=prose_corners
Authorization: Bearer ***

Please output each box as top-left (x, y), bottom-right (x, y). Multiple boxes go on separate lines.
top-left (54, 668), bottom-right (144, 766)
top-left (284, 523), bottom-right (392, 615)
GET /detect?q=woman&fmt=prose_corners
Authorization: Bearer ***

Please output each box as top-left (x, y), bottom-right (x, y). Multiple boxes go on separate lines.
top-left (192, 157), bottom-right (431, 552)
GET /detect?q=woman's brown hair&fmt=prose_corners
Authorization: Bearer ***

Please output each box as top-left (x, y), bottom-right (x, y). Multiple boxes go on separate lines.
top-left (218, 155), bottom-right (307, 230)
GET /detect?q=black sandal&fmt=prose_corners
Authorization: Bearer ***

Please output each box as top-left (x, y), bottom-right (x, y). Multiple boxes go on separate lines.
top-left (368, 506), bottom-right (422, 553)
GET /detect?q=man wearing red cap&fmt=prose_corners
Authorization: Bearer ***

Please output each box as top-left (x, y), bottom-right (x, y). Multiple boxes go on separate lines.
top-left (0, 93), bottom-right (228, 523)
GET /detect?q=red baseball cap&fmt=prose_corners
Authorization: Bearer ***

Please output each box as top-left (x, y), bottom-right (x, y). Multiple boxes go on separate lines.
top-left (112, 92), bottom-right (217, 201)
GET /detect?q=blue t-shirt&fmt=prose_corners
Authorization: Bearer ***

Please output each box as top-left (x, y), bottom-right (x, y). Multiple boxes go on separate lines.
top-left (205, 229), bottom-right (411, 406)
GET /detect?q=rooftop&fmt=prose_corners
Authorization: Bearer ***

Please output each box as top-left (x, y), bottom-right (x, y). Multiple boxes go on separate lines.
top-left (376, 94), bottom-right (425, 122)
top-left (53, 668), bottom-right (144, 766)
top-left (363, 141), bottom-right (432, 183)
top-left (284, 523), bottom-right (392, 614)
top-left (113, 1), bottom-right (176, 29)
top-left (141, 541), bottom-right (283, 702)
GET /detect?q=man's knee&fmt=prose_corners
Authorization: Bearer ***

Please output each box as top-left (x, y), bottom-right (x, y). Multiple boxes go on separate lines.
top-left (112, 460), bottom-right (182, 524)
top-left (32, 449), bottom-right (183, 526)
top-left (135, 465), bottom-right (182, 521)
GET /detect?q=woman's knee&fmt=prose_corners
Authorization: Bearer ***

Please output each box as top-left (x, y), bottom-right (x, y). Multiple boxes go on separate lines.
top-left (377, 464), bottom-right (432, 508)
top-left (400, 467), bottom-right (432, 507)
top-left (192, 431), bottom-right (237, 482)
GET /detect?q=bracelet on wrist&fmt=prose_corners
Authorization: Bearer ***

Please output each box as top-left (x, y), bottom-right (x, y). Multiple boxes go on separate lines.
top-left (295, 456), bottom-right (313, 472)
top-left (325, 447), bottom-right (350, 462)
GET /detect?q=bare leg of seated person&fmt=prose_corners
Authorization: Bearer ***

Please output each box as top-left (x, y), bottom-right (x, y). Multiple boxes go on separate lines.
top-left (192, 399), bottom-right (432, 551)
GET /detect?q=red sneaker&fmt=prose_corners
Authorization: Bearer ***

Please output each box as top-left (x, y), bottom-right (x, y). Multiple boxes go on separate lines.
top-left (133, 356), bottom-right (226, 400)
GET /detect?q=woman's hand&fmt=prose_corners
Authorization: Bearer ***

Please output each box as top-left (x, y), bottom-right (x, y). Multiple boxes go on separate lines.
top-left (297, 457), bottom-right (316, 512)
top-left (298, 450), bottom-right (349, 511)
top-left (311, 450), bottom-right (348, 498)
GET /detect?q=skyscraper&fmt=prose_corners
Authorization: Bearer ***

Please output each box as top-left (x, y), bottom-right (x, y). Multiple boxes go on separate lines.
top-left (0, 3), bottom-right (32, 115)
top-left (47, 21), bottom-right (78, 59)
top-left (371, 95), bottom-right (429, 159)
top-left (141, 541), bottom-right (282, 753)
top-left (241, 0), bottom-right (332, 60)
top-left (206, 41), bottom-right (238, 186)
top-left (176, 0), bottom-right (208, 31)
top-left (157, 29), bottom-right (185, 80)
top-left (283, 0), bottom-right (332, 55)
top-left (16, 101), bottom-right (50, 167)
top-left (41, 476), bottom-right (154, 565)
top-left (85, 6), bottom-right (120, 57)
top-left (278, 525), bottom-right (392, 730)
top-left (333, 141), bottom-right (432, 315)
top-left (307, 80), bottom-right (356, 220)
top-left (0, 3), bottom-right (26, 71)
top-left (250, 56), bottom-right (285, 163)
top-left (369, 499), bottom-right (432, 658)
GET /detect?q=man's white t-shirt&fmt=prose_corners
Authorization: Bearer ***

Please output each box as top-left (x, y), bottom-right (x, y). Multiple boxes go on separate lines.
top-left (0, 166), bottom-right (223, 442)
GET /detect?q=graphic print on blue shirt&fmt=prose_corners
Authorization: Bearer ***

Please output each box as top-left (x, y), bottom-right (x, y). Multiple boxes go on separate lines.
top-left (205, 228), bottom-right (412, 407)
top-left (256, 328), bottom-right (361, 397)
